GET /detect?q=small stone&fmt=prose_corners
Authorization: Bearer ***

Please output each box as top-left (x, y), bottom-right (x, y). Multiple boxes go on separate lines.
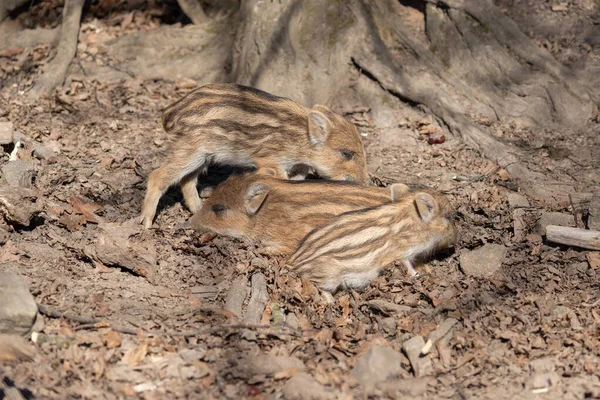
top-left (537, 212), bottom-right (574, 236)
top-left (282, 373), bottom-right (338, 400)
top-left (589, 191), bottom-right (600, 231)
top-left (0, 271), bottom-right (38, 335)
top-left (231, 348), bottom-right (305, 379)
top-left (1, 160), bottom-right (36, 188)
top-left (350, 345), bottom-right (404, 391)
top-left (286, 312), bottom-right (300, 330)
top-left (379, 317), bottom-right (397, 336)
top-left (178, 348), bottom-right (206, 362)
top-left (528, 357), bottom-right (561, 390)
top-left (507, 192), bottom-right (530, 208)
top-left (0, 186), bottom-right (41, 226)
top-left (33, 140), bottom-right (60, 160)
top-left (513, 208), bottom-right (526, 242)
top-left (0, 122), bottom-right (13, 145)
top-left (402, 336), bottom-right (433, 377)
top-left (459, 244), bottom-right (507, 278)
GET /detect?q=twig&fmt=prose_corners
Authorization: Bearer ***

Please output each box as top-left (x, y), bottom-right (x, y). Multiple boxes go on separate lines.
top-left (37, 304), bottom-right (139, 335)
top-left (583, 298), bottom-right (600, 308)
top-left (38, 303), bottom-right (305, 338)
top-left (568, 194), bottom-right (578, 227)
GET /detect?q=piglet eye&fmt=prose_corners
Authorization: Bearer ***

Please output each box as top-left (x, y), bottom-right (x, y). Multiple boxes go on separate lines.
top-left (340, 149), bottom-right (355, 160)
top-left (211, 204), bottom-right (227, 216)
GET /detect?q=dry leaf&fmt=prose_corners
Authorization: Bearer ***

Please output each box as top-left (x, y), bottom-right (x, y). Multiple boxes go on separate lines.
top-left (121, 11), bottom-right (135, 29)
top-left (260, 303), bottom-right (272, 325)
top-left (199, 232), bottom-right (217, 243)
top-left (105, 330), bottom-right (122, 349)
top-left (0, 48), bottom-right (24, 58)
top-left (273, 367), bottom-right (299, 380)
top-left (0, 240), bottom-right (21, 263)
top-left (68, 195), bottom-right (101, 224)
top-left (301, 277), bottom-right (318, 297)
top-left (497, 169), bottom-right (510, 181)
top-left (0, 334), bottom-right (36, 361)
top-left (58, 214), bottom-right (86, 231)
top-left (122, 341), bottom-right (148, 367)
top-left (587, 252), bottom-right (600, 270)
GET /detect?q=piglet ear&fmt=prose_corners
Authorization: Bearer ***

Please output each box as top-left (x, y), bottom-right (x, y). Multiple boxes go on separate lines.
top-left (413, 192), bottom-right (439, 223)
top-left (258, 167), bottom-right (278, 177)
top-left (308, 107), bottom-right (332, 145)
top-left (390, 183), bottom-right (410, 202)
top-left (245, 182), bottom-right (270, 215)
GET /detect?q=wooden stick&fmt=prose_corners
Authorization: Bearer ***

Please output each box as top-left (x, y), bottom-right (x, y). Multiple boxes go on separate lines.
top-left (545, 225), bottom-right (600, 250)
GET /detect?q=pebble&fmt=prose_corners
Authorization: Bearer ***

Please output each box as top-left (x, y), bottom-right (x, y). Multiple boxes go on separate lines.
top-left (402, 336), bottom-right (433, 377)
top-left (0, 121), bottom-right (13, 145)
top-left (0, 271), bottom-right (38, 335)
top-left (283, 373), bottom-right (338, 400)
top-left (537, 212), bottom-right (574, 236)
top-left (350, 345), bottom-right (404, 391)
top-left (1, 160), bottom-right (36, 188)
top-left (459, 244), bottom-right (507, 278)
top-left (507, 192), bottom-right (530, 208)
top-left (589, 191), bottom-right (600, 231)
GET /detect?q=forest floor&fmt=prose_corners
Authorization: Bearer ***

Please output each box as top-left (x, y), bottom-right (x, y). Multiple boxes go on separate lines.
top-left (1, 1), bottom-right (600, 399)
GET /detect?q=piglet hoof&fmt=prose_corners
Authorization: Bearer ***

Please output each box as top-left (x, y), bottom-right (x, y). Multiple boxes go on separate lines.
top-left (320, 291), bottom-right (335, 304)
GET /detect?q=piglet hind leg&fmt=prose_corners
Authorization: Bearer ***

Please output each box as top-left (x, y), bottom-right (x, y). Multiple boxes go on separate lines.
top-left (181, 170), bottom-right (203, 214)
top-left (140, 150), bottom-right (208, 228)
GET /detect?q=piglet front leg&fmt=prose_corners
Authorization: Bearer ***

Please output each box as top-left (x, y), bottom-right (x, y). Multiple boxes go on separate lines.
top-left (402, 259), bottom-right (419, 277)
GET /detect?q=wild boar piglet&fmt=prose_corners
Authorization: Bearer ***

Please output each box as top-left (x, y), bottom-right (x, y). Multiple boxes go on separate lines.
top-left (190, 173), bottom-right (403, 255)
top-left (141, 83), bottom-right (369, 227)
top-left (288, 188), bottom-right (458, 292)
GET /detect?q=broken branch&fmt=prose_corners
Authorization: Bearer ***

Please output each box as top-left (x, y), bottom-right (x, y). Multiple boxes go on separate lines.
top-left (545, 225), bottom-right (600, 250)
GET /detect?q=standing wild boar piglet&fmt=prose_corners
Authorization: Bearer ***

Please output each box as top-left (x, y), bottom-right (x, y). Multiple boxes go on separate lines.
top-left (189, 173), bottom-right (402, 255)
top-left (288, 188), bottom-right (458, 293)
top-left (141, 83), bottom-right (369, 228)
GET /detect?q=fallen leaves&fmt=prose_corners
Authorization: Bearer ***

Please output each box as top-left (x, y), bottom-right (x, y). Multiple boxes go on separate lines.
top-left (0, 334), bottom-right (36, 361)
top-left (104, 330), bottom-right (122, 349)
top-left (587, 252), bottom-right (600, 270)
top-left (122, 341), bottom-right (149, 367)
top-left (68, 195), bottom-right (102, 224)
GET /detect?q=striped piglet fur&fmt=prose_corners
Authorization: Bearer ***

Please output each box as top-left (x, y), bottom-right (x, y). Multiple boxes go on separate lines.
top-left (190, 173), bottom-right (405, 255)
top-left (141, 83), bottom-right (369, 228)
top-left (288, 189), bottom-right (458, 292)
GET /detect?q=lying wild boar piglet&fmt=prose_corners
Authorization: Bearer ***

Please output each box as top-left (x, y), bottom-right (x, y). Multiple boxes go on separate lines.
top-left (190, 173), bottom-right (401, 255)
top-left (288, 188), bottom-right (458, 292)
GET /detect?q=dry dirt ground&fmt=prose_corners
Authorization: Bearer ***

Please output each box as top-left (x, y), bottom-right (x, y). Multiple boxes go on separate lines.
top-left (1, 1), bottom-right (600, 399)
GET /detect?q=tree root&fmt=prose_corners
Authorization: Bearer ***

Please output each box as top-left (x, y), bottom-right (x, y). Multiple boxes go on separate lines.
top-left (426, 0), bottom-right (590, 102)
top-left (25, 0), bottom-right (84, 101)
top-left (0, 25), bottom-right (60, 51)
top-left (176, 0), bottom-right (208, 24)
top-left (38, 303), bottom-right (304, 338)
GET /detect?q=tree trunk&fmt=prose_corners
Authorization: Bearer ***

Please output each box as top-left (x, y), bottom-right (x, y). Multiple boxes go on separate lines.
top-left (230, 0), bottom-right (596, 201)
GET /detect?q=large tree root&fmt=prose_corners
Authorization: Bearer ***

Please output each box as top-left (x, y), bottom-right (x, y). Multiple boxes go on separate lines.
top-left (25, 0), bottom-right (84, 101)
top-left (175, 0), bottom-right (208, 24)
top-left (0, 27), bottom-right (60, 51)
